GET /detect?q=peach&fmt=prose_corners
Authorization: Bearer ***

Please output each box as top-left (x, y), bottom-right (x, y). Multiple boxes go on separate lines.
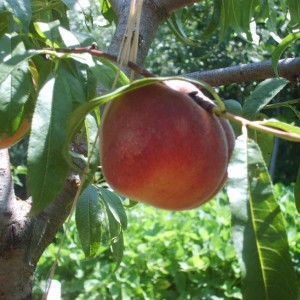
top-left (99, 81), bottom-right (235, 210)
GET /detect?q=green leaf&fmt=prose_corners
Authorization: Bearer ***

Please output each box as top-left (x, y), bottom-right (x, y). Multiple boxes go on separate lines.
top-left (224, 99), bottom-right (243, 136)
top-left (0, 34), bottom-right (32, 136)
top-left (228, 0), bottom-right (243, 36)
top-left (219, 0), bottom-right (231, 41)
top-left (258, 119), bottom-right (300, 141)
top-left (69, 53), bottom-right (129, 90)
top-left (248, 129), bottom-right (274, 166)
top-left (167, 12), bottom-right (198, 47)
top-left (58, 26), bottom-right (81, 47)
top-left (199, 0), bottom-right (222, 40)
top-left (33, 21), bottom-right (61, 48)
top-left (85, 112), bottom-right (100, 174)
top-left (287, 0), bottom-right (300, 27)
top-left (272, 32), bottom-right (300, 76)
top-left (28, 66), bottom-right (74, 214)
top-left (99, 188), bottom-right (126, 269)
top-left (76, 185), bottom-right (106, 257)
top-left (99, 188), bottom-right (127, 230)
top-left (0, 0), bottom-right (31, 28)
top-left (295, 164), bottom-right (300, 214)
top-left (242, 78), bottom-right (288, 119)
top-left (0, 35), bottom-right (39, 86)
top-left (227, 136), bottom-right (298, 300)
top-left (266, 0), bottom-right (277, 33)
top-left (100, 0), bottom-right (117, 25)
top-left (240, 0), bottom-right (259, 39)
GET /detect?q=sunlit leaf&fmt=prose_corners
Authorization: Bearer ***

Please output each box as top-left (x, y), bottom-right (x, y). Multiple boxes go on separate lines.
top-left (227, 136), bottom-right (298, 300)
top-left (243, 78), bottom-right (288, 119)
top-left (33, 21), bottom-right (61, 48)
top-left (0, 35), bottom-right (40, 86)
top-left (100, 0), bottom-right (117, 25)
top-left (257, 119), bottom-right (300, 141)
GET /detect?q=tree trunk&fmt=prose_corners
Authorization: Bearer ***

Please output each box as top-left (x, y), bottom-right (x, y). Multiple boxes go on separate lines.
top-left (0, 148), bottom-right (33, 299)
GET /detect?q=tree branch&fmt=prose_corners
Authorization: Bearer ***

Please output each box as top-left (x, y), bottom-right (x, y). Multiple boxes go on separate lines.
top-left (185, 57), bottom-right (300, 86)
top-left (156, 0), bottom-right (200, 15)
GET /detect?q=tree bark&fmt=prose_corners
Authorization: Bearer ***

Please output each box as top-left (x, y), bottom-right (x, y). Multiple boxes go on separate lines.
top-left (0, 147), bottom-right (79, 299)
top-left (185, 57), bottom-right (300, 86)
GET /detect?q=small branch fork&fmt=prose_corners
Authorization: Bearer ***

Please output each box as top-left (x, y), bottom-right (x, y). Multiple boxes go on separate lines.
top-left (42, 46), bottom-right (300, 143)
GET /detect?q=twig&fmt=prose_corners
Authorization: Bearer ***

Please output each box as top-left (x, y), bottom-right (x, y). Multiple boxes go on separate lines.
top-left (221, 111), bottom-right (300, 142)
top-left (42, 46), bottom-right (155, 78)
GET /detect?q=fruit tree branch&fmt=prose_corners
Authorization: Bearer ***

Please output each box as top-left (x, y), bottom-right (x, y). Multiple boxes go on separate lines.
top-left (108, 0), bottom-right (200, 66)
top-left (185, 57), bottom-right (300, 86)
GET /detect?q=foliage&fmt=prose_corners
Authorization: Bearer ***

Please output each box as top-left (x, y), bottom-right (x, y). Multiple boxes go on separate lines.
top-left (33, 185), bottom-right (300, 299)
top-left (1, 1), bottom-right (300, 299)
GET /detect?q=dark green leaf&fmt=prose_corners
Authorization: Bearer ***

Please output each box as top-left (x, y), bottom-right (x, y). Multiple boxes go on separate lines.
top-left (287, 0), bottom-right (300, 27)
top-left (228, 0), bottom-right (243, 36)
top-left (241, 0), bottom-right (258, 39)
top-left (243, 78), bottom-right (288, 119)
top-left (272, 32), bottom-right (300, 76)
top-left (295, 164), bottom-right (300, 214)
top-left (0, 0), bottom-right (31, 28)
top-left (0, 34), bottom-right (32, 135)
top-left (227, 136), bottom-right (298, 300)
top-left (219, 0), bottom-right (231, 41)
top-left (28, 66), bottom-right (74, 214)
top-left (76, 185), bottom-right (106, 257)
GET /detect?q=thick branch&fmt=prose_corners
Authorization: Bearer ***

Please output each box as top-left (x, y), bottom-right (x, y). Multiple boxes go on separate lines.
top-left (185, 57), bottom-right (300, 86)
top-left (156, 0), bottom-right (199, 15)
top-left (108, 0), bottom-right (200, 66)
